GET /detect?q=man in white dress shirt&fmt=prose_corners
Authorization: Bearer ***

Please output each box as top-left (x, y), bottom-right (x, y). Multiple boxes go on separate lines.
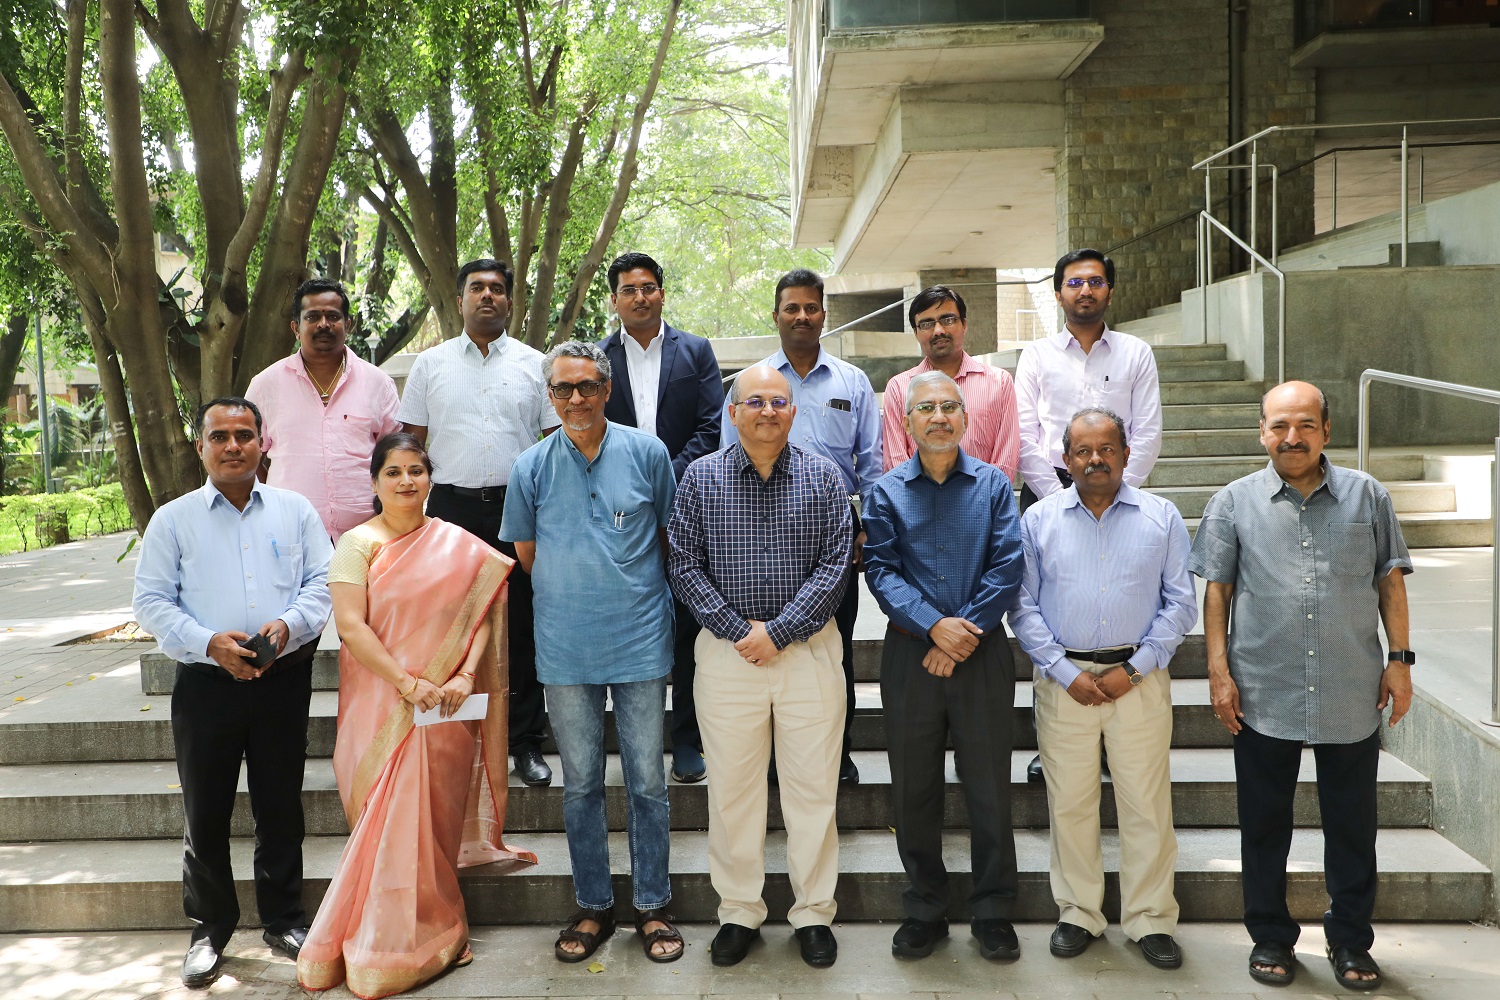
top-left (1014, 248), bottom-right (1164, 783)
top-left (399, 257), bottom-right (562, 787)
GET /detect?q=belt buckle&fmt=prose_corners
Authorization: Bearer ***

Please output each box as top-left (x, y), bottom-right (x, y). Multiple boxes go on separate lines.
top-left (481, 486), bottom-right (500, 503)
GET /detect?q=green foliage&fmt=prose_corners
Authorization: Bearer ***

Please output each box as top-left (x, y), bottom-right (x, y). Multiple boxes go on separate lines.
top-left (0, 482), bottom-right (132, 554)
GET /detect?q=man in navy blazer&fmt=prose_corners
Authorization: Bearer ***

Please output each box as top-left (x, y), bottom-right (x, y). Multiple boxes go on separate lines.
top-left (599, 251), bottom-right (724, 782)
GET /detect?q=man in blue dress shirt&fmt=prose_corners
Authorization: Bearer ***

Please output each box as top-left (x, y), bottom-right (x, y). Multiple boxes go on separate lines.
top-left (1010, 407), bottom-right (1196, 971)
top-left (671, 364), bottom-right (852, 969)
top-left (500, 341), bottom-right (682, 964)
top-left (863, 371), bottom-right (1025, 963)
top-left (133, 397), bottom-right (332, 989)
top-left (722, 268), bottom-right (880, 785)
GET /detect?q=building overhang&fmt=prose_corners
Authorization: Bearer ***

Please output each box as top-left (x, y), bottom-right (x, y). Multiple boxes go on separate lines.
top-left (1292, 24), bottom-right (1500, 69)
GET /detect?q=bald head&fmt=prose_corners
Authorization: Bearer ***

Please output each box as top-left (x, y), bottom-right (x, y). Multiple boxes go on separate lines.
top-left (730, 364), bottom-right (793, 405)
top-left (1260, 380), bottom-right (1327, 425)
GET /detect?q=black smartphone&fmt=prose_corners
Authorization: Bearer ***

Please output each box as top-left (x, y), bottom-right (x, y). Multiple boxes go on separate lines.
top-left (238, 632), bottom-right (277, 669)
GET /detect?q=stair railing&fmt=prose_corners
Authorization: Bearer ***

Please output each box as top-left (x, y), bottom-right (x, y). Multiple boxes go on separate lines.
top-left (1198, 211), bottom-right (1286, 384)
top-left (1357, 369), bottom-right (1500, 728)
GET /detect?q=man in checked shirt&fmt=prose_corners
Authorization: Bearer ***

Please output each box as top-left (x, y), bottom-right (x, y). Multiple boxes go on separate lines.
top-left (1190, 380), bottom-right (1413, 992)
top-left (668, 364), bottom-right (853, 970)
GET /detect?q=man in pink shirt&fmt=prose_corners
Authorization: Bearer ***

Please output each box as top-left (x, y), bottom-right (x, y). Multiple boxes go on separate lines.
top-left (882, 286), bottom-right (1019, 479)
top-left (246, 279), bottom-right (401, 541)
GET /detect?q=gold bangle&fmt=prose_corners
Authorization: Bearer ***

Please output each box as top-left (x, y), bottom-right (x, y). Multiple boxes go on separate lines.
top-left (399, 676), bottom-right (418, 697)
top-left (458, 671), bottom-right (476, 681)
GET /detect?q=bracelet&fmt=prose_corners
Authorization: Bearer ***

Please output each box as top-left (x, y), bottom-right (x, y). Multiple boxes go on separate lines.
top-left (458, 670), bottom-right (476, 681)
top-left (399, 676), bottom-right (418, 698)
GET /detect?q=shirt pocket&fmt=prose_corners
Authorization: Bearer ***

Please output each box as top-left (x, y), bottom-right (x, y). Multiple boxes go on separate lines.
top-left (817, 403), bottom-right (856, 457)
top-left (1327, 522), bottom-right (1375, 578)
top-left (271, 538), bottom-right (304, 591)
top-left (1120, 546), bottom-right (1164, 595)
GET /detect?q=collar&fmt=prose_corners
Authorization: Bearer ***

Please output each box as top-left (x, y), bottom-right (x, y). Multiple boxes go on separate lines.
top-left (897, 448), bottom-right (980, 484)
top-left (462, 332), bottom-right (507, 358)
top-left (284, 345), bottom-right (354, 373)
top-left (201, 478), bottom-right (265, 511)
top-left (1262, 455), bottom-right (1337, 499)
top-left (1053, 323), bottom-right (1115, 353)
top-left (1059, 480), bottom-right (1143, 512)
top-left (913, 352), bottom-right (988, 379)
top-left (768, 346), bottom-right (833, 380)
top-left (730, 441), bottom-right (792, 480)
top-left (618, 322), bottom-right (665, 351)
top-left (558, 421), bottom-right (611, 461)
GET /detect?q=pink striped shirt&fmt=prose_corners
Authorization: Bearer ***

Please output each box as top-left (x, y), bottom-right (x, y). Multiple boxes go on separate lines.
top-left (245, 348), bottom-right (402, 541)
top-left (881, 353), bottom-right (1019, 479)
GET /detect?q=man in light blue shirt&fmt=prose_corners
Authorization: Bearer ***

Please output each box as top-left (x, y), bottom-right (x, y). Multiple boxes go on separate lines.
top-left (133, 397), bottom-right (331, 989)
top-left (1010, 407), bottom-right (1196, 972)
top-left (721, 268), bottom-right (880, 785)
top-left (500, 341), bottom-right (682, 964)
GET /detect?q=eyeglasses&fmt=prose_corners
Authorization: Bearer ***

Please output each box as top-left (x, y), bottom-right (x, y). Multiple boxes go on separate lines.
top-left (547, 380), bottom-right (606, 399)
top-left (914, 313), bottom-right (962, 333)
top-left (300, 310), bottom-right (345, 324)
top-left (1063, 276), bottom-right (1109, 289)
top-left (616, 284), bottom-right (661, 298)
top-left (911, 400), bottom-right (964, 415)
top-left (737, 396), bottom-right (791, 411)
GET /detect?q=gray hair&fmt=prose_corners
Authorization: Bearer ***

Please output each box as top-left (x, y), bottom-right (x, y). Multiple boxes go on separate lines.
top-left (729, 365), bottom-right (795, 405)
top-left (1061, 407), bottom-right (1127, 454)
top-left (905, 370), bottom-right (966, 414)
top-left (543, 340), bottom-right (612, 384)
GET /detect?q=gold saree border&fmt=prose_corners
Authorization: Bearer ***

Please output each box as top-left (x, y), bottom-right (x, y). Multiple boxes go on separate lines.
top-left (344, 554), bottom-right (511, 829)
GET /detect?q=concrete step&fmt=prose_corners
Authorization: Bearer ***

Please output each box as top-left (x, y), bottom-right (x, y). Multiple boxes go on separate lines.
top-left (1159, 428), bottom-right (1263, 458)
top-left (1393, 512), bottom-right (1495, 548)
top-left (1112, 312), bottom-right (1181, 345)
top-left (2, 827), bottom-right (1486, 932)
top-left (4, 677), bottom-right (1238, 766)
top-left (1159, 380), bottom-right (1267, 405)
top-left (1145, 454), bottom-right (1426, 488)
top-left (1161, 402), bottom-right (1260, 430)
top-left (0, 749), bottom-right (1433, 842)
top-left (138, 635), bottom-right (1220, 696)
top-left (1152, 480), bottom-right (1457, 520)
top-left (1155, 360), bottom-right (1246, 383)
top-left (1148, 302), bottom-right (1184, 318)
top-left (1148, 344), bottom-right (1224, 364)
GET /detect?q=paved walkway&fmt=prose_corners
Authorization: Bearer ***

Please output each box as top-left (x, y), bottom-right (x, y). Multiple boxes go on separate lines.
top-left (2, 533), bottom-right (1499, 999)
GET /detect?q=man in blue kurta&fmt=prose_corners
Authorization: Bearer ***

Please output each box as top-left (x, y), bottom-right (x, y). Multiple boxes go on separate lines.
top-left (500, 340), bottom-right (682, 964)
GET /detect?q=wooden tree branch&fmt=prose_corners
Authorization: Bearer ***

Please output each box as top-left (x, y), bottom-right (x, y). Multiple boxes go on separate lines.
top-left (512, 0), bottom-right (539, 106)
top-left (555, 0), bottom-right (681, 340)
top-left (222, 49), bottom-right (310, 283)
top-left (358, 186), bottom-right (433, 305)
top-left (63, 0), bottom-right (87, 208)
top-left (522, 103), bottom-right (593, 347)
top-left (475, 115), bottom-right (513, 262)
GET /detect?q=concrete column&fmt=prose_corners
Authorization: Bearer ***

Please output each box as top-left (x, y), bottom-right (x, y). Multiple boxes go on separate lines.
top-left (918, 267), bottom-right (999, 355)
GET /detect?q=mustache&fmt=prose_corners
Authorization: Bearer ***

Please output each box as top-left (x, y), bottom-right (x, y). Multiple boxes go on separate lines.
top-left (1277, 442), bottom-right (1309, 454)
top-left (1084, 462), bottom-right (1110, 475)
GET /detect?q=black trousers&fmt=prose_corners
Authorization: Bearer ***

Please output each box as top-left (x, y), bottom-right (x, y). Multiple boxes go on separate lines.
top-left (881, 627), bottom-right (1018, 921)
top-left (171, 652), bottom-right (313, 949)
top-left (425, 484), bottom-right (547, 751)
top-left (1018, 466), bottom-right (1073, 513)
top-left (834, 564), bottom-right (860, 762)
top-left (669, 599), bottom-right (702, 751)
top-left (1234, 723), bottom-right (1381, 951)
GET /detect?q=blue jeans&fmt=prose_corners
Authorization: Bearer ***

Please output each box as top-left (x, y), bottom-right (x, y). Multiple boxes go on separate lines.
top-left (545, 675), bottom-right (671, 910)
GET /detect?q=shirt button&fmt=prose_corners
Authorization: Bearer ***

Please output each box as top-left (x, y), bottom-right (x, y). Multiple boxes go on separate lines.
top-left (1100, 586), bottom-right (1107, 592)
top-left (1101, 619), bottom-right (1108, 626)
top-left (938, 545), bottom-right (944, 552)
top-left (591, 493), bottom-right (596, 499)
top-left (243, 544), bottom-right (249, 550)
top-left (250, 603), bottom-right (256, 608)
top-left (1308, 650), bottom-right (1316, 656)
top-left (1305, 577), bottom-right (1312, 583)
top-left (1309, 686), bottom-right (1316, 692)
top-left (1302, 541), bottom-right (1309, 547)
top-left (1307, 614), bottom-right (1313, 620)
top-left (939, 575), bottom-right (946, 581)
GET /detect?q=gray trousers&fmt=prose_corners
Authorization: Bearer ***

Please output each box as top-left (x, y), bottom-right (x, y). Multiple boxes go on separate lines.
top-left (881, 627), bottom-right (1018, 921)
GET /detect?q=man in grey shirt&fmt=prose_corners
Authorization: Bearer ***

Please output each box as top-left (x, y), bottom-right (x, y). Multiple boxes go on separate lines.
top-left (1189, 380), bottom-right (1413, 993)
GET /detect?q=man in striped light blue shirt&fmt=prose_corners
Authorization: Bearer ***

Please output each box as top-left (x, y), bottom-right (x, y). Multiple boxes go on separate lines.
top-left (1010, 407), bottom-right (1196, 972)
top-left (863, 371), bottom-right (1024, 963)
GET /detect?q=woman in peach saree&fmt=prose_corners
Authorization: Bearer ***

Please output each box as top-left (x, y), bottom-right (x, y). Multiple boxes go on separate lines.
top-left (299, 433), bottom-right (535, 999)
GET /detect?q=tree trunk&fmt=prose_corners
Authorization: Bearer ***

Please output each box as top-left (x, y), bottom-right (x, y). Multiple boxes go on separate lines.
top-left (523, 110), bottom-right (592, 348)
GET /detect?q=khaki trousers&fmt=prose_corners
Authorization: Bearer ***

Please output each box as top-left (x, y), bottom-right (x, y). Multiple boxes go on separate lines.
top-left (1034, 660), bottom-right (1178, 940)
top-left (695, 621), bottom-right (845, 929)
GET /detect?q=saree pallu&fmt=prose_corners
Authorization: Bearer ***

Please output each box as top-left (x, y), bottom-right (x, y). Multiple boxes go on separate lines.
top-left (298, 519), bottom-right (537, 999)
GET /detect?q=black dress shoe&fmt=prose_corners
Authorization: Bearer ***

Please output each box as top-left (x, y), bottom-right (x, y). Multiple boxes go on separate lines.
top-left (514, 747), bottom-right (552, 787)
top-left (840, 756), bottom-right (860, 785)
top-left (795, 924), bottom-right (838, 967)
top-left (1138, 932), bottom-right (1182, 969)
top-left (1050, 921), bottom-right (1100, 957)
top-left (710, 923), bottom-right (760, 966)
top-left (892, 917), bottom-right (948, 958)
top-left (181, 939), bottom-right (224, 989)
top-left (262, 926), bottom-right (308, 959)
top-left (972, 918), bottom-right (1019, 960)
top-left (1026, 754), bottom-right (1044, 783)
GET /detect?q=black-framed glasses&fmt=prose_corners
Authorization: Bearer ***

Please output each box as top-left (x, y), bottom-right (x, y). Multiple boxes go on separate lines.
top-left (911, 400), bottom-right (964, 415)
top-left (737, 396), bottom-right (791, 411)
top-left (1063, 276), bottom-right (1109, 289)
top-left (616, 284), bottom-right (661, 298)
top-left (914, 313), bottom-right (963, 332)
top-left (548, 380), bottom-right (606, 399)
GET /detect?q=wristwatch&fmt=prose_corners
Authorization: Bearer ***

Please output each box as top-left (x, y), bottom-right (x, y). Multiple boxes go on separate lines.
top-left (1387, 650), bottom-right (1416, 665)
top-left (1122, 662), bottom-right (1144, 686)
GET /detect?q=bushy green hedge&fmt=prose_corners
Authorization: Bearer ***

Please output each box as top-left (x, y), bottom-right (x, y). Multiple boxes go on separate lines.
top-left (0, 483), bottom-right (134, 553)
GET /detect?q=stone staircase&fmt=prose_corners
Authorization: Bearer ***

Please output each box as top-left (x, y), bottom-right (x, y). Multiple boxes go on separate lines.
top-left (0, 635), bottom-right (1489, 934)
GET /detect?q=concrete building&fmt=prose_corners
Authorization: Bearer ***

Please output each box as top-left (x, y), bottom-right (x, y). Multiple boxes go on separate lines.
top-left (788, 0), bottom-right (1500, 347)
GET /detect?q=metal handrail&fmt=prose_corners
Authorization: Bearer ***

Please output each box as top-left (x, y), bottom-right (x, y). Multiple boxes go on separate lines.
top-left (1198, 211), bottom-right (1286, 383)
top-left (1192, 116), bottom-right (1500, 170)
top-left (1357, 369), bottom-right (1500, 728)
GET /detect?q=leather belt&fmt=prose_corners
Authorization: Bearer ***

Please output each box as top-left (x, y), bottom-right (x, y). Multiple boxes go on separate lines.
top-left (179, 641), bottom-right (317, 682)
top-left (888, 624), bottom-right (921, 640)
top-left (433, 482), bottom-right (507, 503)
top-left (1063, 645), bottom-right (1138, 665)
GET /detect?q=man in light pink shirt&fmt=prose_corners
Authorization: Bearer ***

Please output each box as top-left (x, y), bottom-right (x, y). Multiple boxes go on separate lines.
top-left (245, 278), bottom-right (401, 541)
top-left (882, 285), bottom-right (1019, 479)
